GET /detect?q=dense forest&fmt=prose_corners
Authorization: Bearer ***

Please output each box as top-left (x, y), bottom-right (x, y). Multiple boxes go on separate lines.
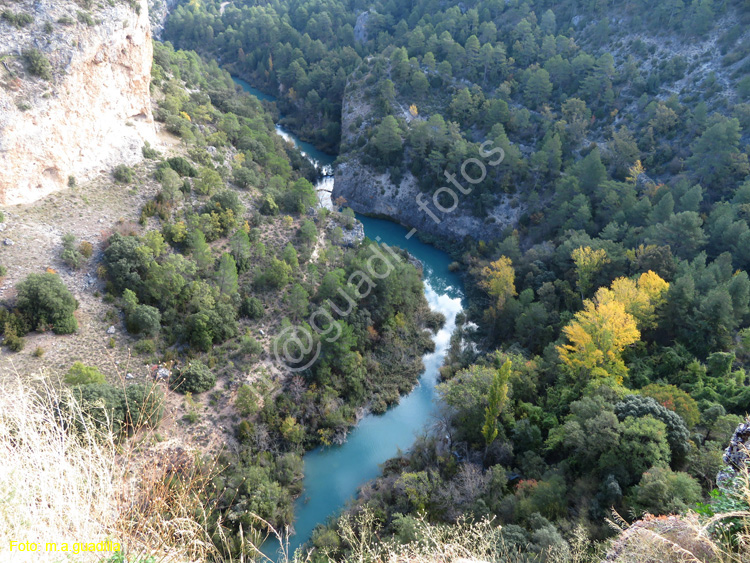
top-left (160, 0), bottom-right (750, 559)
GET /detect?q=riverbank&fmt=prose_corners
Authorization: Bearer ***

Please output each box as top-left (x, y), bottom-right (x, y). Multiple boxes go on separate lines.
top-left (233, 77), bottom-right (466, 556)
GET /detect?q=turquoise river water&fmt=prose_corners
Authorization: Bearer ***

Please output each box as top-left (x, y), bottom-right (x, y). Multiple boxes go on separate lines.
top-left (233, 78), bottom-right (464, 557)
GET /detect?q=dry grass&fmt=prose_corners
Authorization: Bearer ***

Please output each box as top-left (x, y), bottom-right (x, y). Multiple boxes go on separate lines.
top-left (0, 372), bottom-right (217, 563)
top-left (247, 509), bottom-right (602, 563)
top-left (604, 471), bottom-right (750, 563)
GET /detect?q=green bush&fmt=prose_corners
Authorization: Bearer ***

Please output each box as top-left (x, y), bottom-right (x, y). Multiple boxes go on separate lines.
top-left (233, 167), bottom-right (256, 189)
top-left (142, 142), bottom-right (160, 159)
top-left (15, 273), bottom-right (78, 334)
top-left (76, 11), bottom-right (94, 25)
top-left (65, 362), bottom-right (106, 385)
top-left (241, 296), bottom-right (265, 319)
top-left (61, 233), bottom-right (85, 269)
top-left (194, 167), bottom-right (224, 195)
top-left (235, 384), bottom-right (260, 416)
top-left (71, 382), bottom-right (164, 434)
top-left (113, 164), bottom-right (134, 184)
top-left (171, 361), bottom-right (216, 394)
top-left (71, 383), bottom-right (126, 433)
top-left (126, 304), bottom-right (161, 336)
top-left (259, 195), bottom-right (280, 216)
top-left (125, 383), bottom-right (164, 428)
top-left (133, 338), bottom-right (156, 356)
top-left (239, 335), bottom-right (263, 357)
top-left (4, 324), bottom-right (25, 352)
top-left (2, 10), bottom-right (33, 27)
top-left (79, 241), bottom-right (94, 258)
top-left (23, 49), bottom-right (51, 80)
top-left (166, 157), bottom-right (197, 177)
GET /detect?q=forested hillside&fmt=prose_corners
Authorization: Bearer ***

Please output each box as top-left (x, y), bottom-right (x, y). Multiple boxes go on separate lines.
top-left (4, 0), bottom-right (750, 560)
top-left (161, 0), bottom-right (750, 560)
top-left (0, 36), bottom-right (445, 559)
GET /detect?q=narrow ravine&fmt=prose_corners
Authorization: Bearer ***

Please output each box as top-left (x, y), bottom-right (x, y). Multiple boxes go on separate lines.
top-left (233, 78), bottom-right (464, 556)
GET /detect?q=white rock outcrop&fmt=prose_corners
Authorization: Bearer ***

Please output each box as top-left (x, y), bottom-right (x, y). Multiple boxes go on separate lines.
top-left (0, 0), bottom-right (155, 205)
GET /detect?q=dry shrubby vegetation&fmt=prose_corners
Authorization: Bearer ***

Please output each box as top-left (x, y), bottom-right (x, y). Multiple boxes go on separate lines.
top-left (0, 373), bottom-right (216, 562)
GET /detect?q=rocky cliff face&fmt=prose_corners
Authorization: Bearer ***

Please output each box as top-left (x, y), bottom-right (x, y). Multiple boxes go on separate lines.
top-left (332, 71), bottom-right (521, 242)
top-left (147, 0), bottom-right (178, 38)
top-left (0, 0), bottom-right (155, 206)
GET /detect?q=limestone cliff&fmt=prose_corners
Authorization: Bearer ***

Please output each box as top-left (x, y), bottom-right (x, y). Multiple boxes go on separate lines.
top-left (332, 68), bottom-right (520, 242)
top-left (0, 0), bottom-right (155, 206)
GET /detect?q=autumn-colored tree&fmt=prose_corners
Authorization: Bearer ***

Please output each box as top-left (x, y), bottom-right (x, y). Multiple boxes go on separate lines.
top-left (626, 160), bottom-right (645, 184)
top-left (640, 383), bottom-right (700, 428)
top-left (480, 256), bottom-right (517, 313)
top-left (595, 271), bottom-right (669, 329)
top-left (571, 246), bottom-right (609, 299)
top-left (557, 298), bottom-right (640, 386)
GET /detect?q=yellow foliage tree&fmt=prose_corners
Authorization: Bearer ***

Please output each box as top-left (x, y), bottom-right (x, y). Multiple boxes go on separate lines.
top-left (409, 104), bottom-right (419, 117)
top-left (480, 256), bottom-right (517, 314)
top-left (595, 271), bottom-right (669, 330)
top-left (571, 246), bottom-right (609, 299)
top-left (626, 159), bottom-right (645, 184)
top-left (557, 298), bottom-right (640, 386)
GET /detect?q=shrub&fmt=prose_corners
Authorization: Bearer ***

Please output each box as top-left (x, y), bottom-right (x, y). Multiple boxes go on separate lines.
top-left (61, 233), bottom-right (84, 269)
top-left (235, 384), bottom-right (260, 416)
top-left (71, 383), bottom-right (126, 433)
top-left (76, 10), bottom-right (94, 25)
top-left (65, 362), bottom-right (106, 385)
top-left (72, 382), bottom-right (164, 434)
top-left (194, 167), bottom-right (223, 195)
top-left (239, 335), bottom-right (263, 357)
top-left (126, 304), bottom-right (161, 336)
top-left (259, 195), bottom-right (279, 216)
top-left (233, 167), bottom-right (255, 189)
top-left (4, 324), bottom-right (25, 351)
top-left (125, 384), bottom-right (164, 429)
top-left (241, 296), bottom-right (264, 319)
top-left (171, 361), bottom-right (216, 394)
top-left (78, 241), bottom-right (94, 259)
top-left (626, 465), bottom-right (702, 516)
top-left (166, 157), bottom-right (197, 177)
top-left (142, 142), bottom-right (160, 159)
top-left (2, 10), bottom-right (33, 27)
top-left (254, 257), bottom-right (290, 289)
top-left (23, 49), bottom-right (51, 80)
top-left (133, 338), bottom-right (156, 356)
top-left (113, 165), bottom-right (134, 184)
top-left (15, 273), bottom-right (78, 334)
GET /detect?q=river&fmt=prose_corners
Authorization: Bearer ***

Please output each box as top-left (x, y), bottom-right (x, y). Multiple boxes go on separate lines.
top-left (232, 77), bottom-right (464, 556)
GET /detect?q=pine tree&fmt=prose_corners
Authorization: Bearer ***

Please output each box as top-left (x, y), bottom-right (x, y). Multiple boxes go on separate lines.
top-left (190, 229), bottom-right (214, 272)
top-left (372, 116), bottom-right (403, 163)
top-left (215, 253), bottom-right (239, 297)
top-left (230, 229), bottom-right (252, 273)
